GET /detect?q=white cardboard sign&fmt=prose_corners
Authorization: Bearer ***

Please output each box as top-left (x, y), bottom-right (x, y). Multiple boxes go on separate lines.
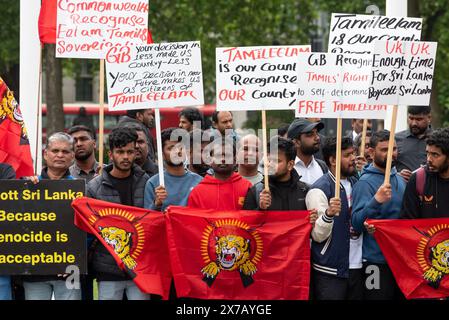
top-left (328, 13), bottom-right (422, 54)
top-left (368, 40), bottom-right (437, 106)
top-left (216, 45), bottom-right (310, 111)
top-left (106, 41), bottom-right (204, 110)
top-left (296, 53), bottom-right (388, 119)
top-left (56, 0), bottom-right (149, 59)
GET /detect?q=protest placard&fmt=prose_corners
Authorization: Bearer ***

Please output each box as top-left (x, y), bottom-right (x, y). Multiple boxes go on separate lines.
top-left (106, 41), bottom-right (204, 111)
top-left (328, 13), bottom-right (422, 54)
top-left (0, 180), bottom-right (86, 275)
top-left (368, 40), bottom-right (437, 106)
top-left (216, 45), bottom-right (310, 111)
top-left (56, 0), bottom-right (149, 59)
top-left (295, 52), bottom-right (388, 119)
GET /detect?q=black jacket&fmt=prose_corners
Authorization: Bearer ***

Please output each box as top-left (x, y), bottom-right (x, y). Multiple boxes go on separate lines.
top-left (401, 168), bottom-right (449, 219)
top-left (87, 164), bottom-right (149, 280)
top-left (242, 170), bottom-right (309, 211)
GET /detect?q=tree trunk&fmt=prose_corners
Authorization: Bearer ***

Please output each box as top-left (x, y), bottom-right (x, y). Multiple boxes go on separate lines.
top-left (44, 44), bottom-right (64, 139)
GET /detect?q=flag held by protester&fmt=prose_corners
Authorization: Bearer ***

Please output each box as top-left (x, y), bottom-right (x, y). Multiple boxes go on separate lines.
top-left (369, 218), bottom-right (449, 299)
top-left (166, 206), bottom-right (312, 300)
top-left (0, 78), bottom-right (34, 178)
top-left (72, 197), bottom-right (172, 299)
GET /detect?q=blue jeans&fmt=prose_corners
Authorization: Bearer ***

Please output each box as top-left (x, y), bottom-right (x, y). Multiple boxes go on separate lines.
top-left (0, 276), bottom-right (12, 300)
top-left (23, 281), bottom-right (81, 300)
top-left (98, 280), bottom-right (150, 300)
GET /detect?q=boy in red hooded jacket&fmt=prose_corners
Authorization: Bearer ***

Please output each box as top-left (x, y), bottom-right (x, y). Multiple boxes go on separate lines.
top-left (188, 137), bottom-right (252, 210)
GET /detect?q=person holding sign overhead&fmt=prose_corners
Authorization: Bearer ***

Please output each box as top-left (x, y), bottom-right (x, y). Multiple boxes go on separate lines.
top-left (351, 130), bottom-right (406, 300)
top-left (22, 132), bottom-right (80, 300)
top-left (287, 119), bottom-right (328, 185)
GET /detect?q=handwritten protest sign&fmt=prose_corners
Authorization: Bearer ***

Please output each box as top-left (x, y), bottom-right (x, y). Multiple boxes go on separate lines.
top-left (216, 45), bottom-right (310, 111)
top-left (56, 0), bottom-right (149, 59)
top-left (296, 52), bottom-right (387, 119)
top-left (106, 41), bottom-right (204, 110)
top-left (328, 13), bottom-right (422, 54)
top-left (368, 40), bottom-right (437, 106)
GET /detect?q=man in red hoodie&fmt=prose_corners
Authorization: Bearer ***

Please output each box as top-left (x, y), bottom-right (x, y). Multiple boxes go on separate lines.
top-left (188, 137), bottom-right (252, 210)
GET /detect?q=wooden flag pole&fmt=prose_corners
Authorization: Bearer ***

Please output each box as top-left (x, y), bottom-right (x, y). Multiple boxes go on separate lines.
top-left (98, 59), bottom-right (105, 174)
top-left (360, 118), bottom-right (368, 157)
top-left (384, 105), bottom-right (398, 185)
top-left (335, 118), bottom-right (342, 203)
top-left (35, 47), bottom-right (43, 176)
top-left (262, 110), bottom-right (269, 191)
top-left (155, 108), bottom-right (165, 187)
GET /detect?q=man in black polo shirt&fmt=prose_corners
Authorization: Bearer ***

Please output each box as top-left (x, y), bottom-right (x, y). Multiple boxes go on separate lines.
top-left (395, 105), bottom-right (432, 182)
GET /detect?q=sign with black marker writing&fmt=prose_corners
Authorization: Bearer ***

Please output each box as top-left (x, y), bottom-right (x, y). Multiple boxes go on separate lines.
top-left (296, 52), bottom-right (387, 119)
top-left (368, 40), bottom-right (437, 105)
top-left (216, 45), bottom-right (310, 111)
top-left (56, 0), bottom-right (149, 59)
top-left (106, 41), bottom-right (204, 110)
top-left (0, 180), bottom-right (86, 275)
top-left (328, 13), bottom-right (422, 54)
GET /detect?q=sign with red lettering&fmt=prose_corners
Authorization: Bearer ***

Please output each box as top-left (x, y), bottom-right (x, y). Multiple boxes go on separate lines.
top-left (216, 45), bottom-right (310, 111)
top-left (296, 52), bottom-right (388, 119)
top-left (106, 41), bottom-right (204, 110)
top-left (368, 40), bottom-right (437, 106)
top-left (56, 0), bottom-right (149, 59)
top-left (328, 13), bottom-right (422, 54)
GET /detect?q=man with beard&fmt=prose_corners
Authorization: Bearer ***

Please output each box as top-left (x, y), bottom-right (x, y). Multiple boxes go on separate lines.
top-left (305, 137), bottom-right (363, 300)
top-left (351, 130), bottom-right (406, 300)
top-left (287, 118), bottom-right (328, 185)
top-left (188, 137), bottom-right (252, 210)
top-left (178, 107), bottom-right (204, 132)
top-left (144, 127), bottom-right (202, 212)
top-left (237, 134), bottom-right (263, 186)
top-left (401, 128), bottom-right (449, 219)
top-left (87, 127), bottom-right (150, 300)
top-left (395, 105), bottom-right (432, 182)
top-left (68, 125), bottom-right (101, 183)
top-left (187, 129), bottom-right (211, 177)
top-left (118, 108), bottom-right (156, 162)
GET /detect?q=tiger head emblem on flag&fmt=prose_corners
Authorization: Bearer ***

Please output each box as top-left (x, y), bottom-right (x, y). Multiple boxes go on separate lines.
top-left (416, 224), bottom-right (449, 289)
top-left (201, 219), bottom-right (263, 288)
top-left (0, 78), bottom-right (28, 142)
top-left (99, 226), bottom-right (136, 270)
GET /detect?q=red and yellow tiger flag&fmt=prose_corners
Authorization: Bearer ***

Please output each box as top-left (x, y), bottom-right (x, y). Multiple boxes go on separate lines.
top-left (166, 206), bottom-right (312, 300)
top-left (72, 197), bottom-right (172, 299)
top-left (0, 78), bottom-right (34, 178)
top-left (369, 218), bottom-right (449, 299)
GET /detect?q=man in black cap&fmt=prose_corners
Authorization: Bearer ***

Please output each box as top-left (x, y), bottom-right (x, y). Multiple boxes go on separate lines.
top-left (287, 118), bottom-right (328, 185)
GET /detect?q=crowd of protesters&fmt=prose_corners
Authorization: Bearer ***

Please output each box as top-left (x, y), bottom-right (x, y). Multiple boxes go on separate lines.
top-left (1, 104), bottom-right (447, 300)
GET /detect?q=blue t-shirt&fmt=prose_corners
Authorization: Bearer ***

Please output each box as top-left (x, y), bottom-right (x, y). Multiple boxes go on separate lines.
top-left (144, 170), bottom-right (203, 211)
